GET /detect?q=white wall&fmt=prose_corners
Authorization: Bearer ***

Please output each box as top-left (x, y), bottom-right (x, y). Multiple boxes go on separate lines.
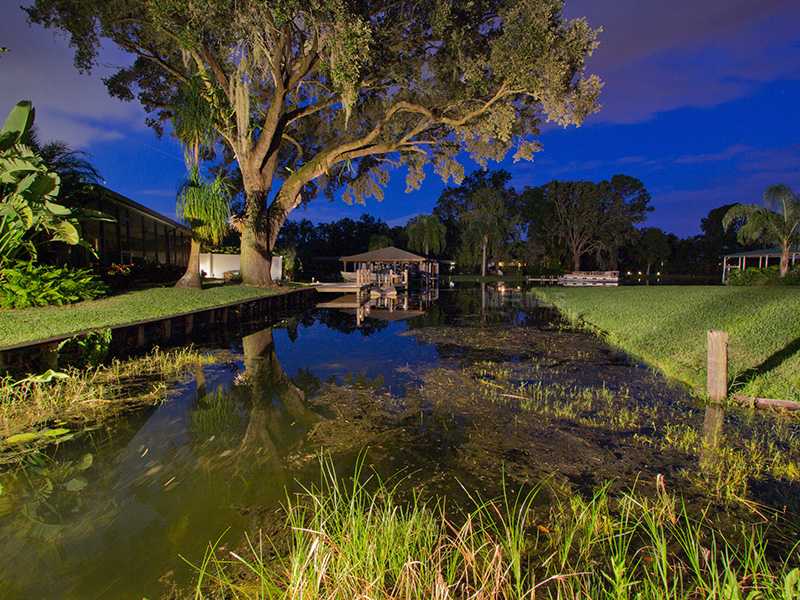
top-left (199, 253), bottom-right (283, 281)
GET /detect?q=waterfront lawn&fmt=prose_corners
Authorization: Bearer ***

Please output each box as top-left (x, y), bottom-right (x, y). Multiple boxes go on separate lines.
top-left (533, 286), bottom-right (800, 401)
top-left (0, 284), bottom-right (300, 349)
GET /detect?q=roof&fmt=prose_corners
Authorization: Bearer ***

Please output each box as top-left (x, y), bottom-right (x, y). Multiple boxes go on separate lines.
top-left (84, 184), bottom-right (191, 233)
top-left (723, 247), bottom-right (799, 258)
top-left (340, 246), bottom-right (429, 263)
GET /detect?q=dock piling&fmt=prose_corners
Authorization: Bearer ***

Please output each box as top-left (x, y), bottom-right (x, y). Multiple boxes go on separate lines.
top-left (707, 330), bottom-right (729, 402)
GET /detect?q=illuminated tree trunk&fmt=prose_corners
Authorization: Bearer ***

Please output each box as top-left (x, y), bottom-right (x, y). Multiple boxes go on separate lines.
top-left (239, 189), bottom-right (273, 287)
top-left (481, 235), bottom-right (488, 277)
top-left (175, 238), bottom-right (202, 289)
top-left (572, 248), bottom-right (581, 272)
top-left (780, 242), bottom-right (790, 277)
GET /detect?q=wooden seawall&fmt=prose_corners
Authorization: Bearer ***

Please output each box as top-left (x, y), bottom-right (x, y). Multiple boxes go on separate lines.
top-left (0, 287), bottom-right (317, 372)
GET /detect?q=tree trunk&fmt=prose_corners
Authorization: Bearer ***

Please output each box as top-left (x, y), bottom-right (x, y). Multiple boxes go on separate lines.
top-left (175, 238), bottom-right (202, 289)
top-left (239, 189), bottom-right (273, 287)
top-left (572, 248), bottom-right (581, 272)
top-left (240, 227), bottom-right (273, 287)
top-left (481, 235), bottom-right (487, 277)
top-left (780, 243), bottom-right (790, 277)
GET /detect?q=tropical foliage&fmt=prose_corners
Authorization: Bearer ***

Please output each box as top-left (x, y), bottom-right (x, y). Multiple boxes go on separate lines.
top-left (405, 215), bottom-right (446, 256)
top-left (24, 129), bottom-right (102, 204)
top-left (724, 184), bottom-right (800, 277)
top-left (0, 262), bottom-right (107, 309)
top-left (29, 0), bottom-right (602, 286)
top-left (0, 101), bottom-right (93, 267)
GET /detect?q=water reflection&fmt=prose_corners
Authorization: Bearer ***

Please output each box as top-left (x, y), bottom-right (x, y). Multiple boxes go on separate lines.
top-left (1, 286), bottom-right (798, 599)
top-left (700, 403), bottom-right (725, 473)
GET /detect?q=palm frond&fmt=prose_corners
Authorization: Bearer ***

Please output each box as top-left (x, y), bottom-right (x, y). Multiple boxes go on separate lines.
top-left (176, 168), bottom-right (231, 246)
top-left (763, 184), bottom-right (797, 215)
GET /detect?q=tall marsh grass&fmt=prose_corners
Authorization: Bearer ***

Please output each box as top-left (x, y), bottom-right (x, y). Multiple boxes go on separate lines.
top-left (0, 347), bottom-right (214, 460)
top-left (190, 458), bottom-right (800, 599)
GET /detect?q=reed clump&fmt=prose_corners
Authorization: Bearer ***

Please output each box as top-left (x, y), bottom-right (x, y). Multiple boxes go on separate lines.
top-left (190, 459), bottom-right (800, 599)
top-left (0, 347), bottom-right (215, 462)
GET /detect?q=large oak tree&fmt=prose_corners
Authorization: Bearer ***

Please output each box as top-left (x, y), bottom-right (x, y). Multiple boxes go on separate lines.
top-left (27, 0), bottom-right (602, 285)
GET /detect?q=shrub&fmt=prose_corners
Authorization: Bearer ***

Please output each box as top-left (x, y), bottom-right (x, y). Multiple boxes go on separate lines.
top-left (103, 260), bottom-right (185, 291)
top-left (727, 265), bottom-right (800, 286)
top-left (0, 262), bottom-right (108, 309)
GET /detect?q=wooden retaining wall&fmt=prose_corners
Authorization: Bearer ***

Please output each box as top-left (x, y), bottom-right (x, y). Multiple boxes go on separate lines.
top-left (0, 287), bottom-right (317, 372)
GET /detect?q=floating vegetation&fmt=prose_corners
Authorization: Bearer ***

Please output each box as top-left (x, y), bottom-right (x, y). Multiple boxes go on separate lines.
top-left (0, 347), bottom-right (218, 464)
top-left (190, 457), bottom-right (800, 600)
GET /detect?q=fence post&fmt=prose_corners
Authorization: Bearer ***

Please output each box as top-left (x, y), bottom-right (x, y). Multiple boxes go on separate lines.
top-left (707, 330), bottom-right (729, 402)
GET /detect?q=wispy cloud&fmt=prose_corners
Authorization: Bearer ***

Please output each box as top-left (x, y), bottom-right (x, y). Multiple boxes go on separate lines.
top-left (674, 144), bottom-right (751, 164)
top-left (649, 144), bottom-right (800, 234)
top-left (567, 0), bottom-right (800, 123)
top-left (0, 8), bottom-right (141, 148)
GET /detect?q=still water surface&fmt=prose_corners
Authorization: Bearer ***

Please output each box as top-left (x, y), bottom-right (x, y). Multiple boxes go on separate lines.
top-left (0, 285), bottom-right (797, 598)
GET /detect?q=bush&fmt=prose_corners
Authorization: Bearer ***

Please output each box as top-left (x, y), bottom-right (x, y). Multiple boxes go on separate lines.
top-left (727, 265), bottom-right (800, 286)
top-left (0, 262), bottom-right (108, 309)
top-left (103, 260), bottom-right (185, 291)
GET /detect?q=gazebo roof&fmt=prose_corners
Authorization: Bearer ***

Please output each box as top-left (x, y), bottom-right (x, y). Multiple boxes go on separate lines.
top-left (340, 246), bottom-right (429, 263)
top-left (723, 247), bottom-right (798, 258)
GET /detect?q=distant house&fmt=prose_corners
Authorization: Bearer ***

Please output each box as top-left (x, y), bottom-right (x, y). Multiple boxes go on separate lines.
top-left (721, 247), bottom-right (800, 283)
top-left (60, 184), bottom-right (192, 268)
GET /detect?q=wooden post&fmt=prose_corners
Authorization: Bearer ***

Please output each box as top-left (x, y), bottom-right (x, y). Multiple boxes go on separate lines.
top-left (707, 330), bottom-right (729, 402)
top-left (162, 319), bottom-right (172, 340)
top-left (185, 314), bottom-right (194, 335)
top-left (41, 342), bottom-right (59, 370)
top-left (137, 325), bottom-right (146, 347)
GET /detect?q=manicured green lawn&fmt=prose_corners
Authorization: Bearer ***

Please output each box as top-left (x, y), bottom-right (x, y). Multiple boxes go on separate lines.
top-left (0, 284), bottom-right (303, 349)
top-left (533, 286), bottom-right (800, 401)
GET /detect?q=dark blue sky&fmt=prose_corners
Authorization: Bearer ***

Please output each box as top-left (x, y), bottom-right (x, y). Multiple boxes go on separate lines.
top-left (2, 1), bottom-right (799, 236)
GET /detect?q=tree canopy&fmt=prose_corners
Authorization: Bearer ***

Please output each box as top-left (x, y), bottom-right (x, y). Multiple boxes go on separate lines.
top-left (406, 214), bottom-right (446, 257)
top-left (27, 0), bottom-right (602, 285)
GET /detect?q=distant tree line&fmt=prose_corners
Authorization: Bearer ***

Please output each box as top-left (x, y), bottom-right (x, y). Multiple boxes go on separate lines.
top-left (267, 169), bottom-right (798, 282)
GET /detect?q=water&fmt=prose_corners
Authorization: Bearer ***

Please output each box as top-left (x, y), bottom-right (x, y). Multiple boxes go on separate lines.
top-left (1, 284), bottom-right (798, 599)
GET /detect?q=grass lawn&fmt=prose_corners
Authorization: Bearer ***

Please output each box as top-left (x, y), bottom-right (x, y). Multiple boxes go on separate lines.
top-left (0, 284), bottom-right (304, 349)
top-left (533, 286), bottom-right (800, 401)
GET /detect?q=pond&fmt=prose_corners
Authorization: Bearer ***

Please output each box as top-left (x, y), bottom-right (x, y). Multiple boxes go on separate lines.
top-left (1, 283), bottom-right (798, 599)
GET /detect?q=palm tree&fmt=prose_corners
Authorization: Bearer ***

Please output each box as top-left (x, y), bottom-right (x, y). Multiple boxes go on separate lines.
top-left (406, 214), bottom-right (446, 256)
top-left (460, 187), bottom-right (516, 276)
top-left (173, 77), bottom-right (231, 288)
top-left (723, 184), bottom-right (800, 277)
top-left (175, 169), bottom-right (231, 287)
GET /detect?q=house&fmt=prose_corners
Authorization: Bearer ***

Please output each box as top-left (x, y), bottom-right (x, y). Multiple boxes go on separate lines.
top-left (63, 184), bottom-right (192, 267)
top-left (721, 247), bottom-right (800, 283)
